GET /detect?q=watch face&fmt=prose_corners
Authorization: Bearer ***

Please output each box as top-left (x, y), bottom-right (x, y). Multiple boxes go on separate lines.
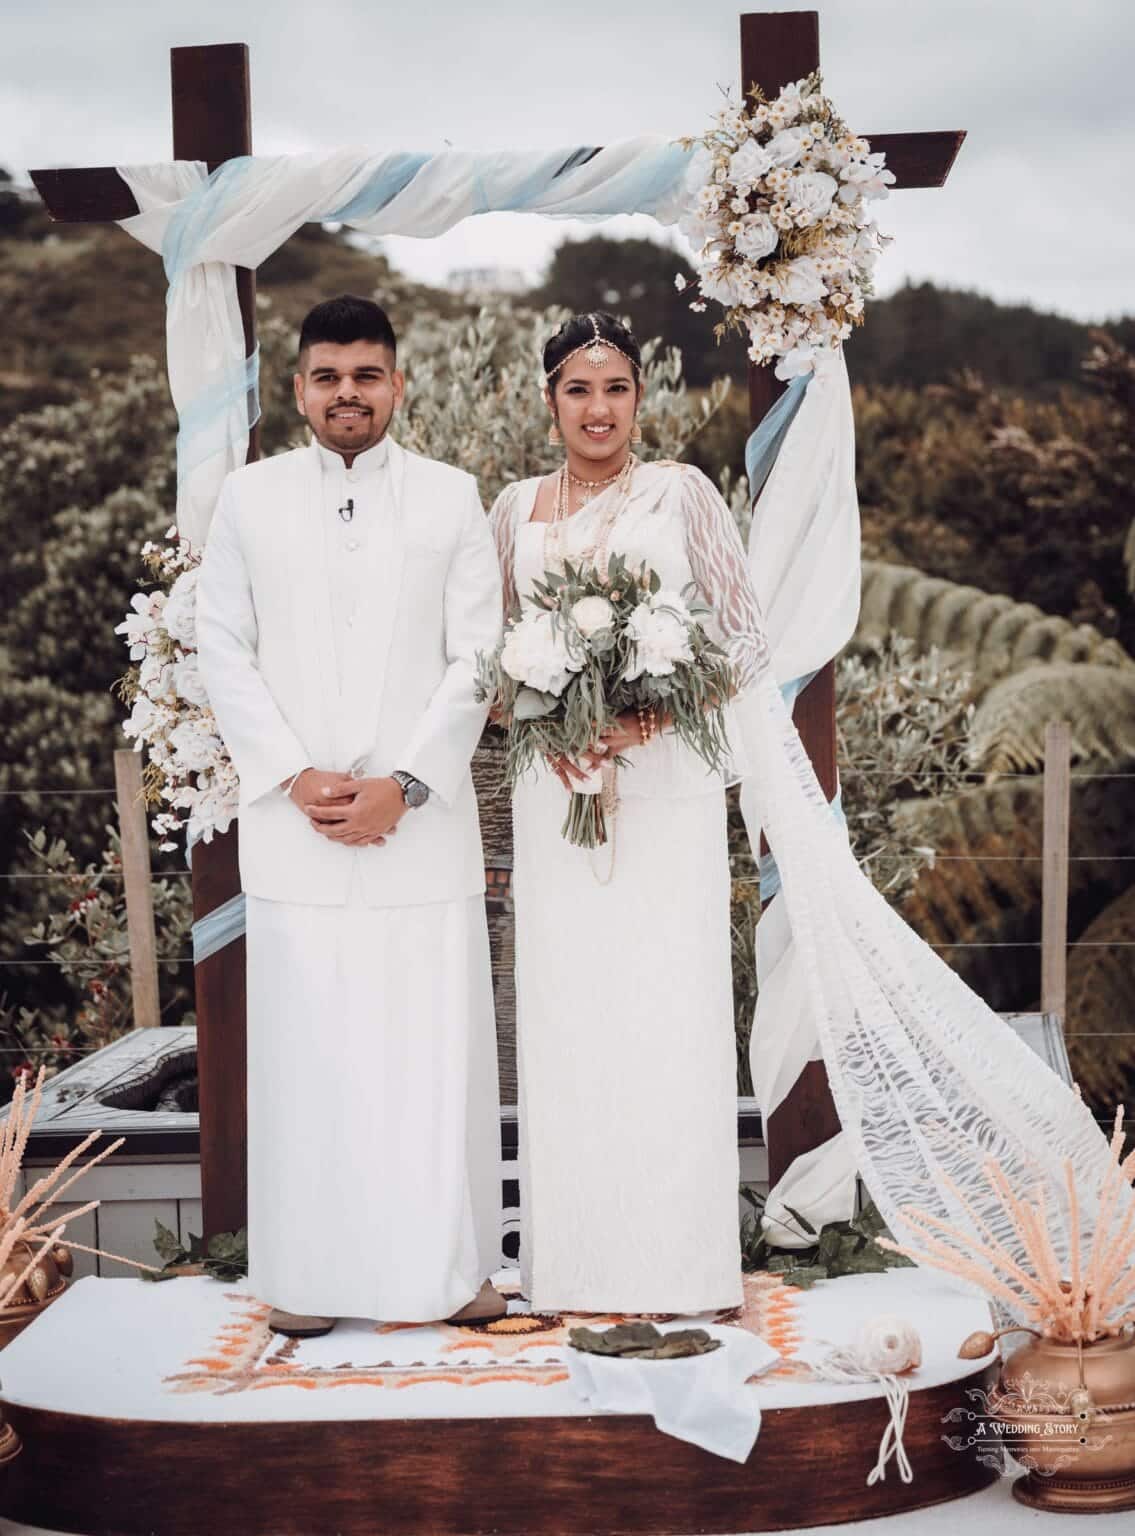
top-left (405, 780), bottom-right (429, 808)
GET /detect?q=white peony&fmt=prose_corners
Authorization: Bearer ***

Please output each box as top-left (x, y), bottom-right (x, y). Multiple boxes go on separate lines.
top-left (570, 595), bottom-right (615, 638)
top-left (500, 609), bottom-right (581, 697)
top-left (728, 139), bottom-right (773, 187)
top-left (765, 125), bottom-right (811, 168)
top-left (173, 655), bottom-right (210, 708)
top-left (623, 592), bottom-right (694, 681)
top-left (787, 170), bottom-right (837, 225)
top-left (163, 569), bottom-right (199, 648)
top-left (853, 1315), bottom-right (922, 1375)
top-left (734, 213), bottom-right (779, 261)
top-left (775, 255), bottom-right (827, 306)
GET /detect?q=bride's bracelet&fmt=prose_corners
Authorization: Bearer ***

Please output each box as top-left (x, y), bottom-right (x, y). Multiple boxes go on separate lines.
top-left (636, 705), bottom-right (657, 747)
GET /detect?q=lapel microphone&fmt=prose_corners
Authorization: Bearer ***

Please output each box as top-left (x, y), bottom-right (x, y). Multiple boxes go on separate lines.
top-left (338, 498), bottom-right (355, 524)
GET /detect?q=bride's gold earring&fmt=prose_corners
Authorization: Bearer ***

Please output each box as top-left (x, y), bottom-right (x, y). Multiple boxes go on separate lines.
top-left (548, 420), bottom-right (562, 446)
top-left (630, 419), bottom-right (643, 445)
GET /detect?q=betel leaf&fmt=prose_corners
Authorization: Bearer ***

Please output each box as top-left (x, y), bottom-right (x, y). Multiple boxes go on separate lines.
top-left (152, 1219), bottom-right (184, 1265)
top-left (569, 1323), bottom-right (721, 1359)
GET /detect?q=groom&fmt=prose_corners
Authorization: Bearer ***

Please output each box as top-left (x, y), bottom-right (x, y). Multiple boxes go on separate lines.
top-left (196, 294), bottom-right (505, 1336)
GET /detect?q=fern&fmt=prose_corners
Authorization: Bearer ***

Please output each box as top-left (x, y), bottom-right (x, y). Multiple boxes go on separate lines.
top-left (896, 775), bottom-right (1135, 1012)
top-left (968, 664), bottom-right (1135, 774)
top-left (856, 561), bottom-right (1133, 685)
top-left (1065, 884), bottom-right (1135, 1109)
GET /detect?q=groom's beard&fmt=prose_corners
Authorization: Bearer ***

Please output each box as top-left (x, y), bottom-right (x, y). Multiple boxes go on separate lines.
top-left (316, 397), bottom-right (395, 456)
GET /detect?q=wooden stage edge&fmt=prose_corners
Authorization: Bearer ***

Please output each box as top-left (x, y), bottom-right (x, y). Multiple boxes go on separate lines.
top-left (0, 1365), bottom-right (999, 1536)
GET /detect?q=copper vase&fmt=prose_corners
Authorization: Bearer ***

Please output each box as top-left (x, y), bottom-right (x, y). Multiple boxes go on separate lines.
top-left (992, 1328), bottom-right (1135, 1513)
top-left (0, 1240), bottom-right (72, 1349)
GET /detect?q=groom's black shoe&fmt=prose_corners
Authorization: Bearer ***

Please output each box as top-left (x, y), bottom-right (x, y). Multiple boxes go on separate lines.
top-left (446, 1281), bottom-right (507, 1325)
top-left (268, 1308), bottom-right (337, 1338)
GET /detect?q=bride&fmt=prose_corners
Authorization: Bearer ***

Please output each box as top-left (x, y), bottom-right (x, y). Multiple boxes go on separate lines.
top-left (491, 311), bottom-right (1119, 1318)
top-left (491, 312), bottom-right (766, 1313)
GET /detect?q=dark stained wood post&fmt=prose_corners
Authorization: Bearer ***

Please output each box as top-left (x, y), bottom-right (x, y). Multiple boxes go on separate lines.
top-left (739, 11), bottom-right (965, 1192)
top-left (32, 43), bottom-right (258, 1239)
top-left (173, 44), bottom-right (256, 1239)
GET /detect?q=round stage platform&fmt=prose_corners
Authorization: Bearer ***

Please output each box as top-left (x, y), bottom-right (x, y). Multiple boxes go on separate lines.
top-left (0, 1270), bottom-right (999, 1535)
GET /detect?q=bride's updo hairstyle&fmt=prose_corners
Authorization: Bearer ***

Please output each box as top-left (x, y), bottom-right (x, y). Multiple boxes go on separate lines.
top-left (543, 311), bottom-right (643, 394)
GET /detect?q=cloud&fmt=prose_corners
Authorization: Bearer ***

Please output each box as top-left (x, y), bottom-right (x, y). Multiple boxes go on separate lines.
top-left (3, 0), bottom-right (1131, 319)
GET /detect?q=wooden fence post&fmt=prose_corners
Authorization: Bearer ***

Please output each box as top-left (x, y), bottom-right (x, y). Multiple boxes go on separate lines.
top-left (1041, 720), bottom-right (1072, 1020)
top-left (114, 749), bottom-right (161, 1030)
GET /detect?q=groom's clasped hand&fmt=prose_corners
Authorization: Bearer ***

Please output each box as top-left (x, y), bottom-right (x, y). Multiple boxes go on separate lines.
top-left (288, 767), bottom-right (405, 846)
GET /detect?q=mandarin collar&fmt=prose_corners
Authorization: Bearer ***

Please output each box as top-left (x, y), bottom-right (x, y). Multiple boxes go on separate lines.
top-left (315, 435), bottom-right (390, 479)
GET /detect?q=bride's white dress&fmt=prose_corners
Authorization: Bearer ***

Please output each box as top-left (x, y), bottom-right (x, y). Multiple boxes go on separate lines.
top-left (492, 458), bottom-right (1131, 1322)
top-left (493, 461), bottom-right (759, 1311)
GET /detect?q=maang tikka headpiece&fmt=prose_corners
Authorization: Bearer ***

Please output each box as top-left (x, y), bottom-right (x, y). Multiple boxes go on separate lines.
top-left (544, 313), bottom-right (637, 381)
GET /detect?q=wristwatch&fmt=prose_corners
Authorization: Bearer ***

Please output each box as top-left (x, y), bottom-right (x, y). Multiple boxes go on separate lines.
top-left (391, 770), bottom-right (430, 809)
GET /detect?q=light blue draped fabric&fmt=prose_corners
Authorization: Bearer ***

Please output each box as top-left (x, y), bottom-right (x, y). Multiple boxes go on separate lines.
top-left (192, 891), bottom-right (247, 966)
top-left (328, 152), bottom-right (432, 221)
top-left (161, 158), bottom-right (263, 493)
top-left (744, 372), bottom-right (810, 501)
top-left (746, 377), bottom-right (841, 904)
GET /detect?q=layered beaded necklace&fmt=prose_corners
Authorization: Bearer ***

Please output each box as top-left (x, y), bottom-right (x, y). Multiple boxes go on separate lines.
top-left (545, 453), bottom-right (638, 579)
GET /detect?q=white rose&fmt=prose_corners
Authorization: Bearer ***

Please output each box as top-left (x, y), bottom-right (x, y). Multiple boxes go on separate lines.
top-left (500, 609), bottom-right (581, 697)
top-left (787, 170), bottom-right (837, 224)
top-left (728, 139), bottom-right (773, 187)
top-left (163, 569), bottom-right (199, 647)
top-left (623, 599), bottom-right (694, 681)
top-left (775, 255), bottom-right (827, 306)
top-left (571, 596), bottom-right (615, 638)
top-left (173, 655), bottom-right (210, 708)
top-left (766, 125), bottom-right (811, 168)
top-left (734, 214), bottom-right (779, 261)
top-left (854, 1315), bottom-right (922, 1375)
top-left (678, 210), bottom-right (716, 251)
top-left (169, 718), bottom-right (222, 774)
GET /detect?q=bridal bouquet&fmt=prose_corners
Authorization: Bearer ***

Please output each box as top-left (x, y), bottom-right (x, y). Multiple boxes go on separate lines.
top-left (677, 70), bottom-right (892, 381)
top-left (477, 553), bottom-right (735, 848)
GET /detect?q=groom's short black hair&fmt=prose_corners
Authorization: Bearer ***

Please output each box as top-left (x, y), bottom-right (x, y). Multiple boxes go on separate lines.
top-left (298, 295), bottom-right (397, 361)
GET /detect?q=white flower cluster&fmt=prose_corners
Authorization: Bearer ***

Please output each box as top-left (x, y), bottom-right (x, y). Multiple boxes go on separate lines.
top-left (499, 589), bottom-right (696, 696)
top-left (677, 72), bottom-right (892, 380)
top-left (115, 529), bottom-right (238, 851)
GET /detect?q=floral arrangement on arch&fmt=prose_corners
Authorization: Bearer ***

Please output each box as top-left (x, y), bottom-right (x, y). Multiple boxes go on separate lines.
top-left (677, 70), bottom-right (893, 381)
top-left (115, 530), bottom-right (238, 850)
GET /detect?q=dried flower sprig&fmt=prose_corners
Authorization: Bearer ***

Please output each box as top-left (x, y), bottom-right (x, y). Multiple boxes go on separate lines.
top-left (878, 1108), bottom-right (1135, 1344)
top-left (0, 1067), bottom-right (160, 1308)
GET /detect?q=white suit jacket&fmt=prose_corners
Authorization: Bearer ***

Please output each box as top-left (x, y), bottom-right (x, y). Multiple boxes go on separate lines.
top-left (195, 439), bottom-right (502, 908)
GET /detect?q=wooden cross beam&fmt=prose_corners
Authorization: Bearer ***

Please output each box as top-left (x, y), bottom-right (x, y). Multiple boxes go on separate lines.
top-left (740, 10), bottom-right (964, 1194)
top-left (33, 43), bottom-right (258, 1241)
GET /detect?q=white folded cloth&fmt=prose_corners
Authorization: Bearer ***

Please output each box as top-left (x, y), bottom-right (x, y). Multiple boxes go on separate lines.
top-left (565, 1325), bottom-right (779, 1462)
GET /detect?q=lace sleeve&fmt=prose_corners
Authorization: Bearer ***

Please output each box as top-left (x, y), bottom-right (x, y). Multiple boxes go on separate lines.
top-left (488, 482), bottom-right (520, 620)
top-left (680, 466), bottom-right (768, 693)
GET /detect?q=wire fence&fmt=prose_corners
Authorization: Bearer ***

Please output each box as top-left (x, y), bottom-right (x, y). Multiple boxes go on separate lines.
top-left (2, 762), bottom-right (1133, 1089)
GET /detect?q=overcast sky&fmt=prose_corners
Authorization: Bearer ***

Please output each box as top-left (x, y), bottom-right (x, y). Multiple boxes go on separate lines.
top-left (3, 0), bottom-right (1132, 319)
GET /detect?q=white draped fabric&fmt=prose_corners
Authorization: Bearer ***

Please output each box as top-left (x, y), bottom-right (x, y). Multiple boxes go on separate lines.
top-left (117, 141), bottom-right (694, 547)
top-left (740, 349), bottom-right (864, 1243)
